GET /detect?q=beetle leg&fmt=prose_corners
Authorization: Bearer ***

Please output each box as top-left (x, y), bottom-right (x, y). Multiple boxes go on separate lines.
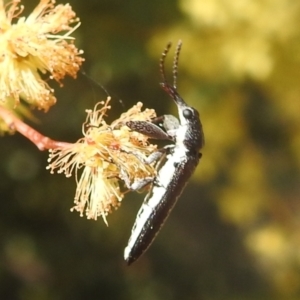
top-left (118, 145), bottom-right (173, 191)
top-left (126, 114), bottom-right (180, 141)
top-left (126, 120), bottom-right (172, 140)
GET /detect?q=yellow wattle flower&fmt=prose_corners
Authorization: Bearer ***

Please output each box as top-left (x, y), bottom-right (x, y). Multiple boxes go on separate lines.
top-left (47, 98), bottom-right (158, 224)
top-left (0, 0), bottom-right (84, 111)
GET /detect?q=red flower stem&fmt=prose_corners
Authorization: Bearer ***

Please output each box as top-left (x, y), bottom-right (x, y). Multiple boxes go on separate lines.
top-left (0, 106), bottom-right (72, 150)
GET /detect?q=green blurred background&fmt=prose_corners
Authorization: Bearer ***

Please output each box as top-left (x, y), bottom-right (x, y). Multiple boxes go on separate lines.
top-left (1, 0), bottom-right (300, 299)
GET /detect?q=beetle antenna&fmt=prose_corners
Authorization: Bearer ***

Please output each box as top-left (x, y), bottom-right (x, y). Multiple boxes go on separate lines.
top-left (160, 42), bottom-right (172, 85)
top-left (173, 40), bottom-right (182, 89)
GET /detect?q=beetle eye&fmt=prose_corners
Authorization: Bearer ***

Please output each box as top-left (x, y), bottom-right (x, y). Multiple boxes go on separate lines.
top-left (183, 108), bottom-right (193, 118)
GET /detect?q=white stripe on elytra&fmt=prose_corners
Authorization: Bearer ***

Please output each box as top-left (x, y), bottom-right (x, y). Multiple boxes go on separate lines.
top-left (124, 140), bottom-right (188, 260)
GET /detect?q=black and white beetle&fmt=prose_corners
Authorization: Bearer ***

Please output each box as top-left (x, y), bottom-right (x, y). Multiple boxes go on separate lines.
top-left (124, 41), bottom-right (205, 265)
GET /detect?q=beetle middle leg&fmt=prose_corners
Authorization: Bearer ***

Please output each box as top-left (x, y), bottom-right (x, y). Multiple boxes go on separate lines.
top-left (117, 145), bottom-right (173, 191)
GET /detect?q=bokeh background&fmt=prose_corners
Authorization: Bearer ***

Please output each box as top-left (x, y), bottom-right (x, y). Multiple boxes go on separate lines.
top-left (1, 0), bottom-right (300, 299)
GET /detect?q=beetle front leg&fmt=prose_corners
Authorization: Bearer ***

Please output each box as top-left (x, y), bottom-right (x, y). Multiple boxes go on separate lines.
top-left (126, 114), bottom-right (179, 141)
top-left (126, 120), bottom-right (172, 141)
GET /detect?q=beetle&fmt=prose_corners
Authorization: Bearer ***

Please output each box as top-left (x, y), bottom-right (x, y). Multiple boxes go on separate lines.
top-left (124, 41), bottom-right (205, 265)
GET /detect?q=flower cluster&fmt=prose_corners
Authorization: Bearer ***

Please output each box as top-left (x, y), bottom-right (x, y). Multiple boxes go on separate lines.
top-left (0, 0), bottom-right (84, 111)
top-left (47, 98), bottom-right (158, 224)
